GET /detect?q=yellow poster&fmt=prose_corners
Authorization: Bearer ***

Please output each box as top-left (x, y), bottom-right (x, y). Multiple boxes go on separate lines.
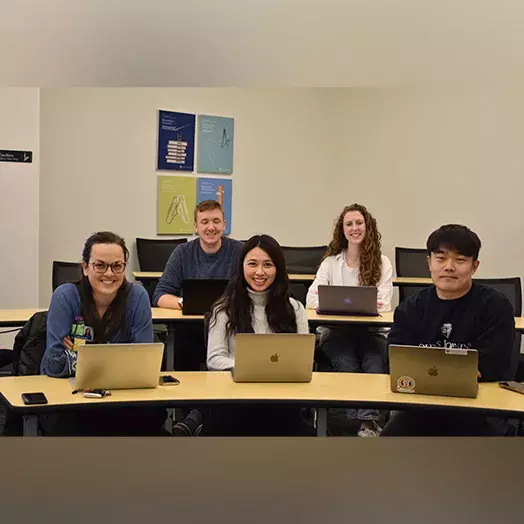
top-left (157, 176), bottom-right (196, 234)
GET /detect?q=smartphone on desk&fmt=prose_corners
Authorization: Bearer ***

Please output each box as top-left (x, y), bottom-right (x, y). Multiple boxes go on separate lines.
top-left (499, 381), bottom-right (524, 395)
top-left (159, 375), bottom-right (180, 386)
top-left (21, 392), bottom-right (48, 405)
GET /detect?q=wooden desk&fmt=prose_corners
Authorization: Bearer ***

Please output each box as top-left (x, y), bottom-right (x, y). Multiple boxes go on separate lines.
top-left (152, 308), bottom-right (394, 325)
top-left (307, 310), bottom-right (394, 326)
top-left (133, 271), bottom-right (316, 284)
top-left (0, 309), bottom-right (46, 328)
top-left (3, 308), bottom-right (524, 371)
top-left (2, 371), bottom-right (524, 436)
top-left (393, 277), bottom-right (433, 287)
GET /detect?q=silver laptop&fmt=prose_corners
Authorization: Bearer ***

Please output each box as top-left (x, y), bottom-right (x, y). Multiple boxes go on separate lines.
top-left (317, 285), bottom-right (378, 316)
top-left (75, 343), bottom-right (164, 390)
top-left (389, 344), bottom-right (479, 398)
top-left (233, 333), bottom-right (315, 383)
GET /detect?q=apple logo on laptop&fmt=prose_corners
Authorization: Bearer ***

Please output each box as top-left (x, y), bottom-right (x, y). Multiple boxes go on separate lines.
top-left (428, 366), bottom-right (439, 377)
top-left (270, 353), bottom-right (279, 363)
top-left (344, 297), bottom-right (352, 304)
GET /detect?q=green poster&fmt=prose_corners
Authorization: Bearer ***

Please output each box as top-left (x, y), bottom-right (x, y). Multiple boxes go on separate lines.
top-left (157, 175), bottom-right (196, 234)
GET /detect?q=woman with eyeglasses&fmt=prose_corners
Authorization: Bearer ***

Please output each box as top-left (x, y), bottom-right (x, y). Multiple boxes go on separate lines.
top-left (40, 231), bottom-right (167, 436)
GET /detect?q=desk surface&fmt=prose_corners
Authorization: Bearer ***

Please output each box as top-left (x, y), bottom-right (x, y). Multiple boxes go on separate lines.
top-left (134, 272), bottom-right (432, 286)
top-left (133, 271), bottom-right (316, 282)
top-left (3, 308), bottom-right (524, 330)
top-left (0, 309), bottom-right (46, 327)
top-left (2, 372), bottom-right (524, 416)
top-left (393, 277), bottom-right (433, 286)
top-left (151, 308), bottom-right (395, 325)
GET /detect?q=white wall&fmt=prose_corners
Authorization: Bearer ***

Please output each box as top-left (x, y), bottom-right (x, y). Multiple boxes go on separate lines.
top-left (38, 87), bottom-right (524, 310)
top-left (39, 88), bottom-right (341, 306)
top-left (0, 88), bottom-right (40, 347)
top-left (336, 88), bottom-right (524, 284)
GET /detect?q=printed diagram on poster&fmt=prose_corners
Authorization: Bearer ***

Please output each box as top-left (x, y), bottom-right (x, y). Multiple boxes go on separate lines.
top-left (197, 115), bottom-right (234, 174)
top-left (197, 178), bottom-right (233, 235)
top-left (157, 110), bottom-right (195, 171)
top-left (157, 176), bottom-right (197, 234)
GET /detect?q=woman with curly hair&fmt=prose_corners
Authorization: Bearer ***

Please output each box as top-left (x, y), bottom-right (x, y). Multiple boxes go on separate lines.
top-left (306, 203), bottom-right (393, 437)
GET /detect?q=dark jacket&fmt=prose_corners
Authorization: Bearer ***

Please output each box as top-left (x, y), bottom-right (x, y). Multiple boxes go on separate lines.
top-left (12, 311), bottom-right (48, 376)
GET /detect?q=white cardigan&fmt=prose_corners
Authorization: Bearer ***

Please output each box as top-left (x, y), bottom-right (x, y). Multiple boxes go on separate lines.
top-left (207, 288), bottom-right (309, 371)
top-left (306, 253), bottom-right (393, 312)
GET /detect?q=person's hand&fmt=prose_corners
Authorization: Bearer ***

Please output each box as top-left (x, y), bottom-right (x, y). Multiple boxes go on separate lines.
top-left (477, 371), bottom-right (482, 379)
top-left (63, 336), bottom-right (74, 350)
top-left (377, 299), bottom-right (384, 309)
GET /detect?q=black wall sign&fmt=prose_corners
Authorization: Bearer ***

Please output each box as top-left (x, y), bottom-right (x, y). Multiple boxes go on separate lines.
top-left (0, 150), bottom-right (33, 163)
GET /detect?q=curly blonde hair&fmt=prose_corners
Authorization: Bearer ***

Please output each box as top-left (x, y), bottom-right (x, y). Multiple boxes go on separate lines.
top-left (323, 203), bottom-right (383, 286)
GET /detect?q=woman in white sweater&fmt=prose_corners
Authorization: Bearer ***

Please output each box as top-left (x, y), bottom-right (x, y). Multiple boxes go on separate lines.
top-left (306, 203), bottom-right (393, 437)
top-left (206, 234), bottom-right (312, 436)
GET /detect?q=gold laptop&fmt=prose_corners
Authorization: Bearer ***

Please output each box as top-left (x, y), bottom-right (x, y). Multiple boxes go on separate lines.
top-left (75, 343), bottom-right (164, 390)
top-left (389, 344), bottom-right (479, 398)
top-left (233, 333), bottom-right (316, 383)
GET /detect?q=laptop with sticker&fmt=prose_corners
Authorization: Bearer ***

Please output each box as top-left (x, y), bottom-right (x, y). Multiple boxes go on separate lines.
top-left (389, 344), bottom-right (479, 398)
top-left (317, 285), bottom-right (378, 316)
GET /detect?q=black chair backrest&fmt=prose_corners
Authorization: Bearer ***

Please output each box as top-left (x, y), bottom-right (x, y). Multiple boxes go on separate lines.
top-left (52, 261), bottom-right (82, 291)
top-left (281, 245), bottom-right (327, 274)
top-left (474, 277), bottom-right (522, 316)
top-left (136, 237), bottom-right (188, 272)
top-left (475, 277), bottom-right (522, 380)
top-left (395, 247), bottom-right (430, 278)
top-left (395, 247), bottom-right (431, 303)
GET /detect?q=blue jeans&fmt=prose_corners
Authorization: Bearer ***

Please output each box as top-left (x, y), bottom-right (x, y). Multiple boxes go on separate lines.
top-left (319, 326), bottom-right (388, 422)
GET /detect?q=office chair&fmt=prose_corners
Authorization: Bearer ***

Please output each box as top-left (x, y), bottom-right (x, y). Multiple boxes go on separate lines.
top-left (136, 237), bottom-right (188, 272)
top-left (395, 247), bottom-right (431, 302)
top-left (281, 245), bottom-right (327, 306)
top-left (475, 277), bottom-right (522, 435)
top-left (475, 277), bottom-right (522, 380)
top-left (52, 261), bottom-right (82, 291)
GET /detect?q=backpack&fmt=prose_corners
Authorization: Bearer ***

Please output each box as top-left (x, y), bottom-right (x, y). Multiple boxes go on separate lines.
top-left (2, 312), bottom-right (47, 436)
top-left (12, 311), bottom-right (48, 376)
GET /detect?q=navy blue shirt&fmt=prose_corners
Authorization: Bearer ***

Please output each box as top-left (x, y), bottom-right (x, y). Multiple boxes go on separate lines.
top-left (388, 283), bottom-right (515, 382)
top-left (153, 237), bottom-right (244, 305)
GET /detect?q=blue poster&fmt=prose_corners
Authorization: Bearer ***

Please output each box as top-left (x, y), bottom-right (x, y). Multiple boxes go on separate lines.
top-left (157, 110), bottom-right (195, 171)
top-left (197, 178), bottom-right (233, 235)
top-left (197, 115), bottom-right (234, 175)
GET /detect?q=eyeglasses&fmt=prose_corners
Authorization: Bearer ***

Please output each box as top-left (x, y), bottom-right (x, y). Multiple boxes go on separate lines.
top-left (90, 261), bottom-right (127, 274)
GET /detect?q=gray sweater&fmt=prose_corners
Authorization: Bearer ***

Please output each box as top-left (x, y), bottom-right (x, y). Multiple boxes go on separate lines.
top-left (153, 236), bottom-right (244, 305)
top-left (206, 288), bottom-right (309, 371)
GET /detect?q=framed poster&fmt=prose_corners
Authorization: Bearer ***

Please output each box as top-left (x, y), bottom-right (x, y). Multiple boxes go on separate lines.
top-left (197, 115), bottom-right (234, 174)
top-left (157, 176), bottom-right (196, 234)
top-left (157, 110), bottom-right (195, 171)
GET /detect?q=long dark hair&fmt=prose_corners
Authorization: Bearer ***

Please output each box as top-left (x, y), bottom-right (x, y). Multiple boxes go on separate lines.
top-left (78, 231), bottom-right (130, 343)
top-left (323, 203), bottom-right (383, 286)
top-left (210, 235), bottom-right (298, 337)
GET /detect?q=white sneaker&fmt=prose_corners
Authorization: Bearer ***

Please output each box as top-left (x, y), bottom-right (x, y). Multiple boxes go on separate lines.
top-left (357, 421), bottom-right (382, 437)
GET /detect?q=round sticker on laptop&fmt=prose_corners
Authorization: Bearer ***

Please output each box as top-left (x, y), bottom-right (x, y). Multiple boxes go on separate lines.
top-left (396, 376), bottom-right (416, 393)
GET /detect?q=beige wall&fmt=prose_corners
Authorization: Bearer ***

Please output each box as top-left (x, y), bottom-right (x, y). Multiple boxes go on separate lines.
top-left (38, 87), bottom-right (524, 309)
top-left (0, 88), bottom-right (40, 347)
top-left (336, 88), bottom-right (524, 283)
top-left (39, 88), bottom-right (341, 306)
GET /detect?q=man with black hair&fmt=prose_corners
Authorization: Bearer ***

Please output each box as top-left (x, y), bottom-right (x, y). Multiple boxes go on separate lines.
top-left (382, 224), bottom-right (515, 436)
